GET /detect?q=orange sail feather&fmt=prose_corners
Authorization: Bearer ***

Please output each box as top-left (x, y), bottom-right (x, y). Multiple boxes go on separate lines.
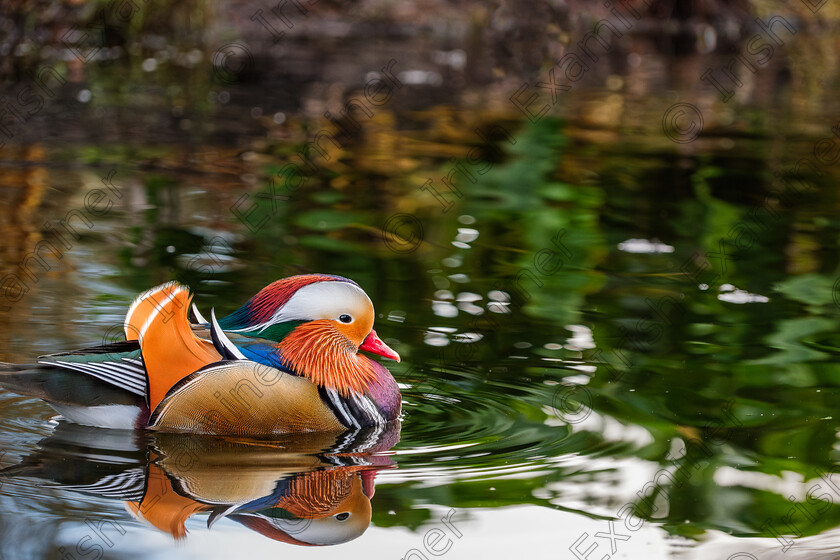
top-left (124, 282), bottom-right (221, 412)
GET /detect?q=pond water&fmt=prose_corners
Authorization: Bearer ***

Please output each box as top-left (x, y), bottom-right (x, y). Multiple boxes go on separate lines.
top-left (1, 2), bottom-right (840, 558)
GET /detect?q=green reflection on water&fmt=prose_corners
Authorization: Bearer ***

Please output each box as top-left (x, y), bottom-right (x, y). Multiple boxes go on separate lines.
top-left (4, 113), bottom-right (840, 545)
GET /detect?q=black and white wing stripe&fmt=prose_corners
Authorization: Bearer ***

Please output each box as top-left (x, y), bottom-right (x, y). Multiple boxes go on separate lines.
top-left (38, 357), bottom-right (147, 396)
top-left (319, 387), bottom-right (386, 429)
top-left (58, 468), bottom-right (146, 501)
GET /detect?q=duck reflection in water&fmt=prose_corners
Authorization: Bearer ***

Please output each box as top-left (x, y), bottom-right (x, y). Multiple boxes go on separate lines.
top-left (2, 420), bottom-right (400, 546)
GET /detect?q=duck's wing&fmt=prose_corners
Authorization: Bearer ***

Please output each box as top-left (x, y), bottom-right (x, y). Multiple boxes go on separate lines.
top-left (36, 340), bottom-right (147, 396)
top-left (0, 341), bottom-right (148, 428)
top-left (0, 357), bottom-right (144, 410)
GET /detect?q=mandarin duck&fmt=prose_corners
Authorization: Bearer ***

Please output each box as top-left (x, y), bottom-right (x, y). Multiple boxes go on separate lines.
top-left (0, 275), bottom-right (402, 434)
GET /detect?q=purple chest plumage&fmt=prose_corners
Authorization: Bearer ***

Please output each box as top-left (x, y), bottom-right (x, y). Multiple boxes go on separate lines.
top-left (367, 360), bottom-right (402, 421)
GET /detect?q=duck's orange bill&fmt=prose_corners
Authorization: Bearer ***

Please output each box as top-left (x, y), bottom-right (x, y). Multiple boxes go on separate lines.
top-left (359, 330), bottom-right (400, 362)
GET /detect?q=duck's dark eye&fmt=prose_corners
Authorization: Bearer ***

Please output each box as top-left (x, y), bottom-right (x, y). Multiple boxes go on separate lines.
top-left (339, 314), bottom-right (353, 324)
top-left (335, 512), bottom-right (350, 521)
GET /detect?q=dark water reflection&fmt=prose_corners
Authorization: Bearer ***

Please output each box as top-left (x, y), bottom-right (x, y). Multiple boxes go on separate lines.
top-left (2, 1), bottom-right (840, 558)
top-left (3, 422), bottom-right (397, 547)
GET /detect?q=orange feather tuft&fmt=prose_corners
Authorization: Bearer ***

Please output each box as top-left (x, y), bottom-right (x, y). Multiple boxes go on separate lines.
top-left (277, 320), bottom-right (380, 396)
top-left (124, 282), bottom-right (222, 412)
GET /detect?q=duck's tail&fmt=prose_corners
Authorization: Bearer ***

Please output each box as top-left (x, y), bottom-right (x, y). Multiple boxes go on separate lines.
top-left (0, 363), bottom-right (53, 400)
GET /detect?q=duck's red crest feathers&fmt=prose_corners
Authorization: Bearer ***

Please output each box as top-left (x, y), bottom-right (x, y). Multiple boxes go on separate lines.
top-left (239, 275), bottom-right (356, 325)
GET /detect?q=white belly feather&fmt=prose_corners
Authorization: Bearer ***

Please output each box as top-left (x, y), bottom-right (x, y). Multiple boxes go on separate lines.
top-left (49, 404), bottom-right (141, 430)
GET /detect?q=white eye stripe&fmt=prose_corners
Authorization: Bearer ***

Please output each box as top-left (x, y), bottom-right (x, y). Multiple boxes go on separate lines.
top-left (270, 282), bottom-right (370, 323)
top-left (226, 281), bottom-right (372, 334)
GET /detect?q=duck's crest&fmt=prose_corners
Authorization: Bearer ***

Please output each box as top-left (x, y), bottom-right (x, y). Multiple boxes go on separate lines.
top-left (219, 274), bottom-right (358, 330)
